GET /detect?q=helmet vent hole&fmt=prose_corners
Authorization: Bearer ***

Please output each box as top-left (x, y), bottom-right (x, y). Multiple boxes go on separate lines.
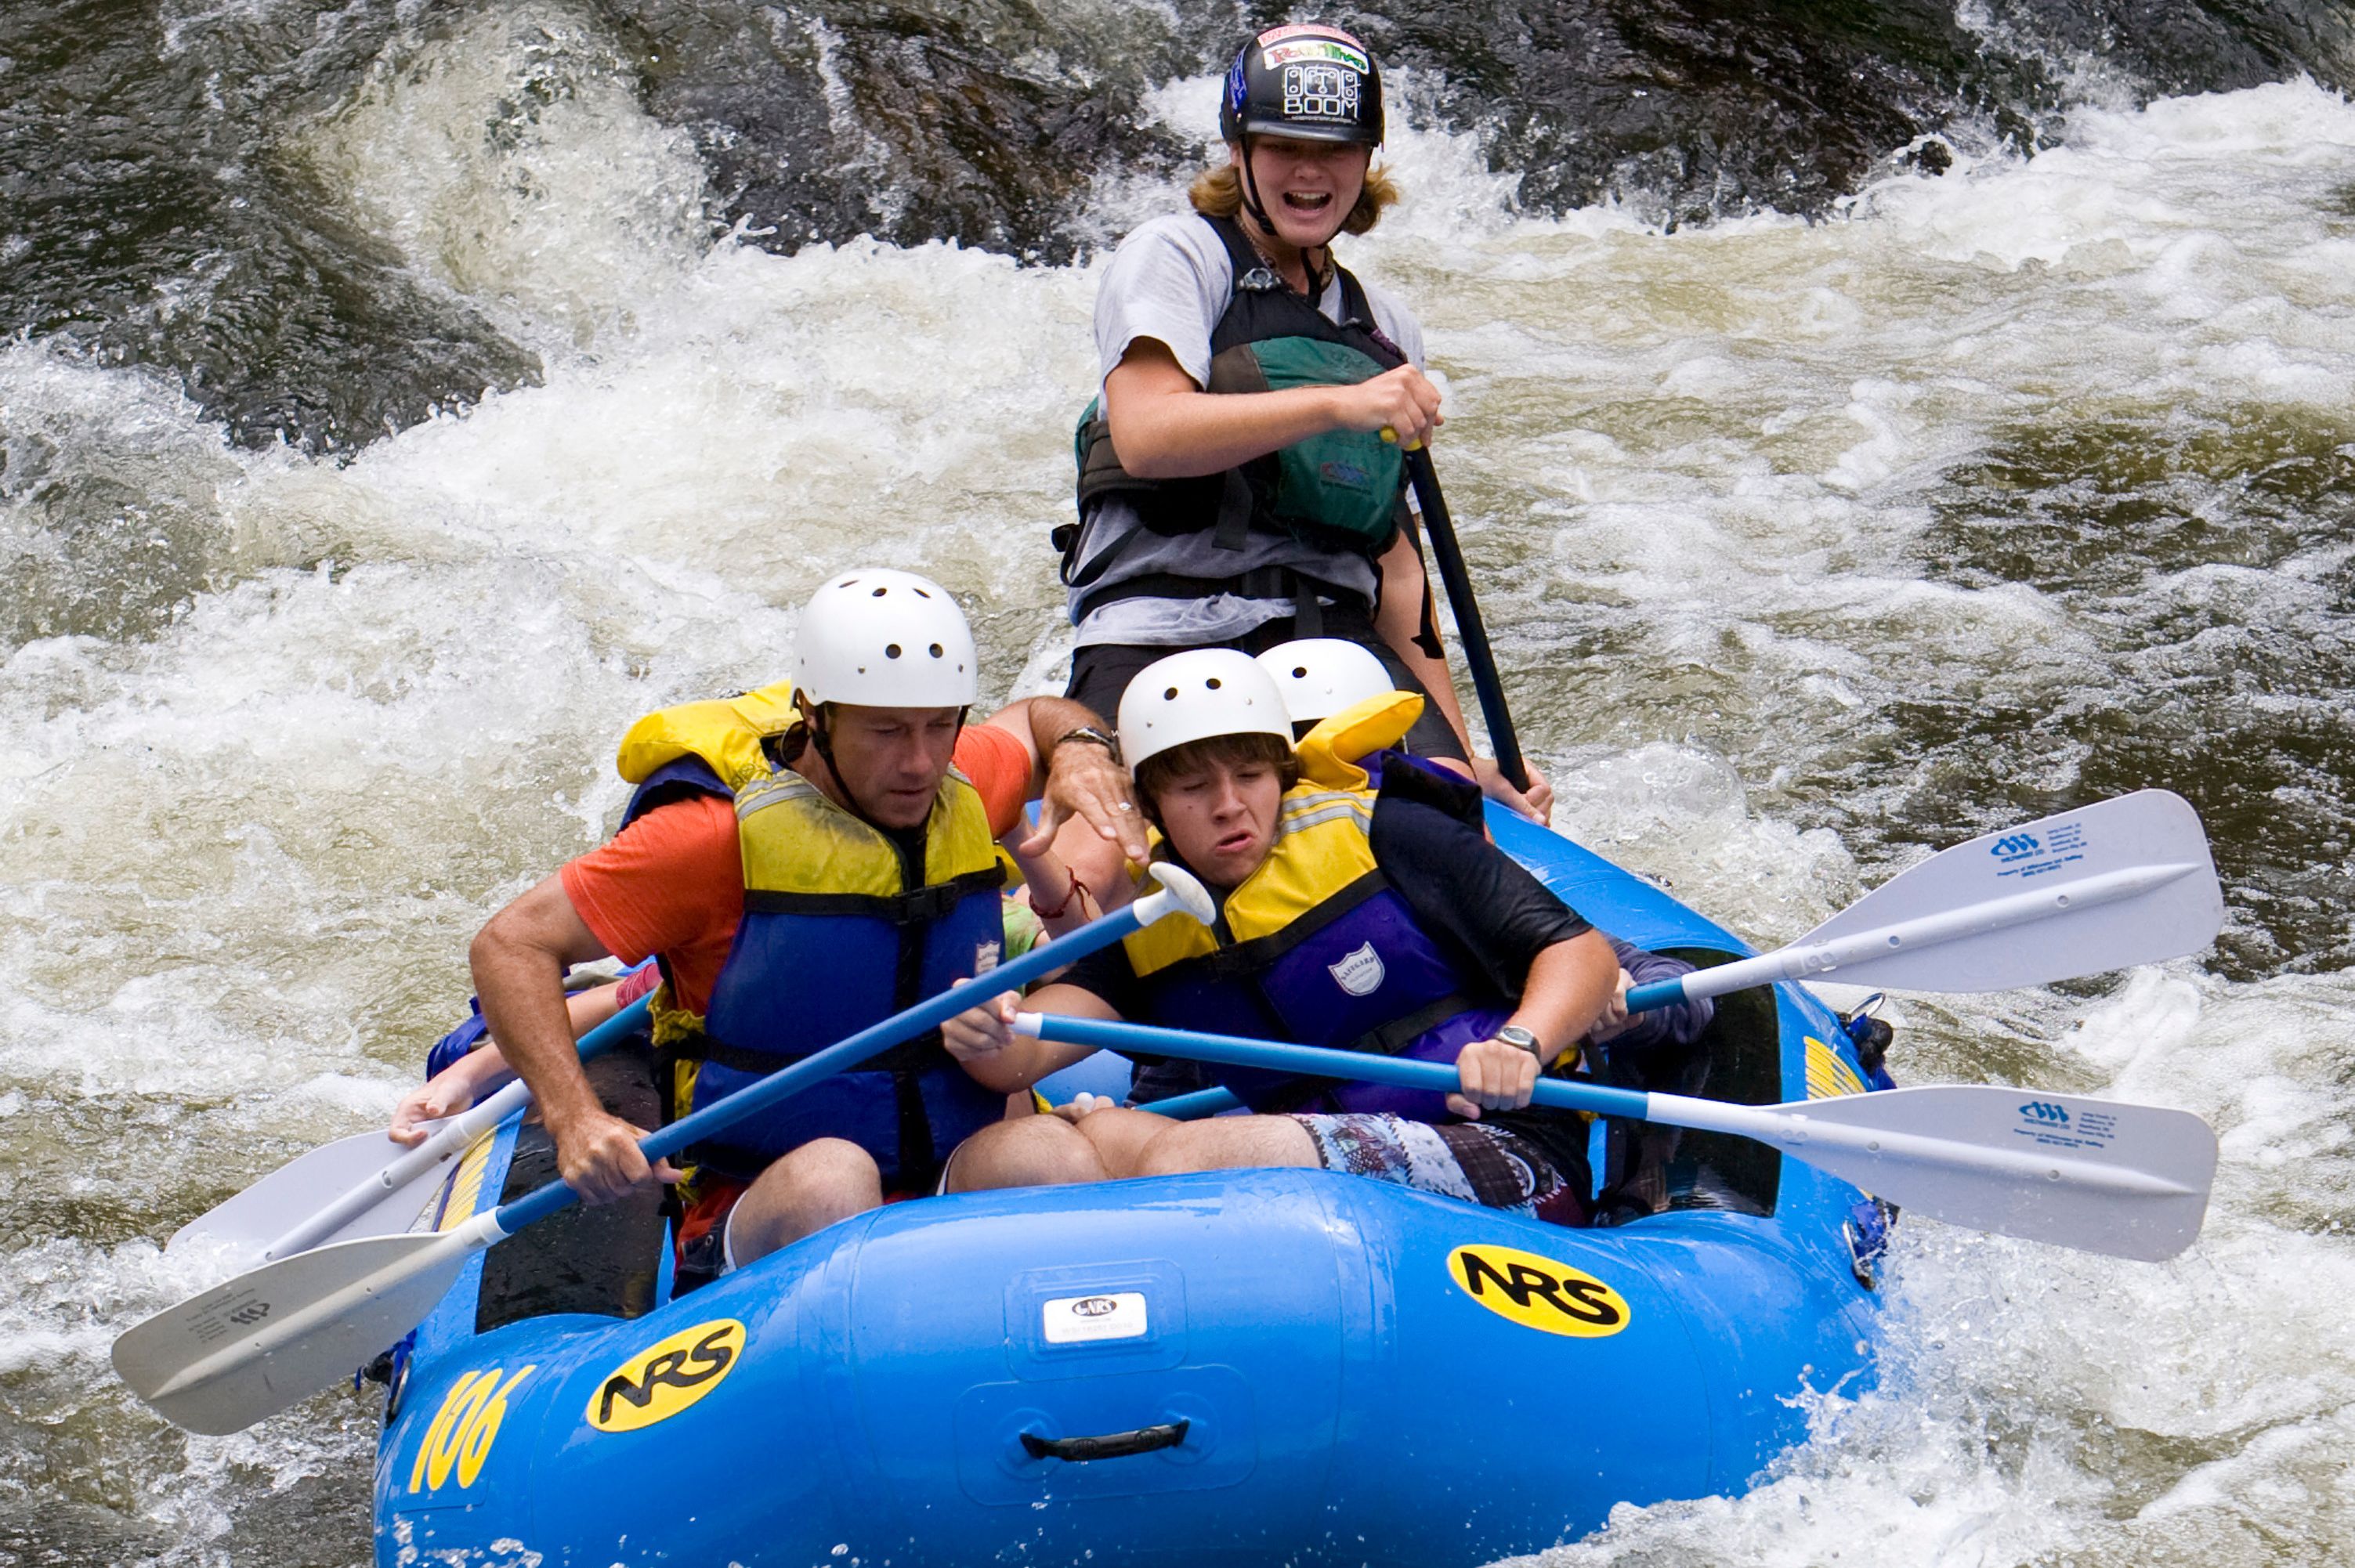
top-left (914, 587), bottom-right (932, 598)
top-left (871, 587), bottom-right (888, 598)
top-left (928, 643), bottom-right (943, 658)
top-left (884, 643), bottom-right (903, 659)
top-left (1290, 665), bottom-right (1308, 678)
top-left (1206, 677), bottom-right (1222, 690)
top-left (1163, 687), bottom-right (1179, 700)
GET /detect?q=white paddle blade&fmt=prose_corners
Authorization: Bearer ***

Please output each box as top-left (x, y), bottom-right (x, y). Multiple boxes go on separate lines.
top-left (166, 1131), bottom-right (443, 1263)
top-left (1769, 1086), bottom-right (2216, 1261)
top-left (112, 1230), bottom-right (475, 1436)
top-left (1789, 790), bottom-right (2223, 993)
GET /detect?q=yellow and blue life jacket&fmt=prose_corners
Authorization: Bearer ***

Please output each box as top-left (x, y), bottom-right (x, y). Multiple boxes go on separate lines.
top-left (1118, 768), bottom-right (1511, 1121)
top-left (614, 684), bottom-right (1007, 1187)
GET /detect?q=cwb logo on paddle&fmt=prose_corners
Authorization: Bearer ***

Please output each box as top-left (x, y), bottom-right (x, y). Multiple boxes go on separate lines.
top-left (407, 1364), bottom-right (537, 1494)
top-left (1446, 1245), bottom-right (1630, 1339)
top-left (587, 1319), bottom-right (745, 1434)
top-left (2020, 1100), bottom-right (2071, 1125)
top-left (1989, 833), bottom-right (2042, 862)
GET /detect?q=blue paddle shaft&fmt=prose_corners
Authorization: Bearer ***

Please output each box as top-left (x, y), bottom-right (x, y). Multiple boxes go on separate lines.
top-left (1027, 1015), bottom-right (1654, 1122)
top-left (490, 901), bottom-right (1156, 1234)
top-left (1623, 976), bottom-right (1688, 1013)
top-left (1145, 1086), bottom-right (1243, 1120)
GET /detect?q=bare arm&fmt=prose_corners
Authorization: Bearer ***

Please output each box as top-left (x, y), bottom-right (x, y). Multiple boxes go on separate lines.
top-left (1102, 339), bottom-right (1441, 479)
top-left (469, 877), bottom-right (673, 1203)
top-left (981, 695), bottom-right (1149, 865)
top-left (942, 981), bottom-right (1122, 1094)
top-left (1372, 519), bottom-right (1555, 822)
top-left (1449, 928), bottom-right (1621, 1118)
top-left (1370, 525), bottom-right (1474, 753)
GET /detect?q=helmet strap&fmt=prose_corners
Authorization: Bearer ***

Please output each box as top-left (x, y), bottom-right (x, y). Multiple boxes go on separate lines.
top-left (800, 700), bottom-right (969, 834)
top-left (1239, 138), bottom-right (1277, 237)
top-left (1239, 139), bottom-right (1337, 295)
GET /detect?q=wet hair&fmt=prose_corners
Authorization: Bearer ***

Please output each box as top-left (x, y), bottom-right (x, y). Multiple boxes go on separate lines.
top-left (1188, 154), bottom-right (1397, 237)
top-left (1133, 732), bottom-right (1300, 829)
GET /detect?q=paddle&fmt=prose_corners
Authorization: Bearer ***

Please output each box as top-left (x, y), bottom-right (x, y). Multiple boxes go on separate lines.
top-left (166, 999), bottom-right (656, 1265)
top-left (113, 866), bottom-right (1216, 1436)
top-left (1116, 790), bottom-right (2223, 1125)
top-left (1013, 1013), bottom-right (2216, 1262)
top-left (1624, 789), bottom-right (2224, 1013)
top-left (1398, 444), bottom-right (1528, 790)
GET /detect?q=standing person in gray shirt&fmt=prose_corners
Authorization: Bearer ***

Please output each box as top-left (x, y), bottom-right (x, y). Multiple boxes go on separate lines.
top-left (1052, 21), bottom-right (1553, 898)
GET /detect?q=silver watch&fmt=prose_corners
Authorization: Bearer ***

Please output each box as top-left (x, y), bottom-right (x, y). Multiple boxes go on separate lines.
top-left (1494, 1024), bottom-right (1546, 1062)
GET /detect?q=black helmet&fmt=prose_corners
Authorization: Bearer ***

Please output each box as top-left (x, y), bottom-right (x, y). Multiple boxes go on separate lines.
top-left (1217, 23), bottom-right (1384, 147)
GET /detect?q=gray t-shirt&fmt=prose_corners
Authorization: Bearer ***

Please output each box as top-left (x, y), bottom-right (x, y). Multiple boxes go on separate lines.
top-left (1069, 212), bottom-right (1428, 648)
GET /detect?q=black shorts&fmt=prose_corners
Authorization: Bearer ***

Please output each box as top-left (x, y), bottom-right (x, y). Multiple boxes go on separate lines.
top-left (1066, 603), bottom-right (1467, 762)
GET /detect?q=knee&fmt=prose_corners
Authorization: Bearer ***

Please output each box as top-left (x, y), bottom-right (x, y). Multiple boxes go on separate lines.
top-left (753, 1138), bottom-right (883, 1213)
top-left (1130, 1125), bottom-right (1203, 1180)
top-left (950, 1117), bottom-right (1104, 1191)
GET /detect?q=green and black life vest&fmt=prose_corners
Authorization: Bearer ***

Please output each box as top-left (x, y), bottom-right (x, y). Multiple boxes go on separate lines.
top-left (1059, 215), bottom-right (1412, 617)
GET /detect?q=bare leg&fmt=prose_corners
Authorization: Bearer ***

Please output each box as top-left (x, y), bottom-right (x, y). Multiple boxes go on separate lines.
top-left (727, 1138), bottom-right (884, 1266)
top-left (1065, 1106), bottom-right (1174, 1178)
top-left (945, 1115), bottom-right (1108, 1192)
top-left (1134, 1115), bottom-right (1318, 1176)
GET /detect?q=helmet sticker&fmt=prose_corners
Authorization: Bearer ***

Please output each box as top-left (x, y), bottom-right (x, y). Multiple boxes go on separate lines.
top-left (1263, 38), bottom-right (1370, 74)
top-left (1282, 63), bottom-right (1361, 122)
top-left (1256, 22), bottom-right (1367, 49)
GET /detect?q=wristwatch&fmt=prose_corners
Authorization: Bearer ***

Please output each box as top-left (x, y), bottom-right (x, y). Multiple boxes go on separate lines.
top-left (1050, 725), bottom-right (1123, 764)
top-left (1494, 1024), bottom-right (1546, 1063)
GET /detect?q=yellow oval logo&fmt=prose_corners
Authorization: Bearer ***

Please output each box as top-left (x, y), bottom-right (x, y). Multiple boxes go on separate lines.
top-left (1446, 1245), bottom-right (1631, 1338)
top-left (586, 1319), bottom-right (745, 1433)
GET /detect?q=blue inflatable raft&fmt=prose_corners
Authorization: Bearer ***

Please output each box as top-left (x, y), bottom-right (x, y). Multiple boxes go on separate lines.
top-left (374, 807), bottom-right (1890, 1566)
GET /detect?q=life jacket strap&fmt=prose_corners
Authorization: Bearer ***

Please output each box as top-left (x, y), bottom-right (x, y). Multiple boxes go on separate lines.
top-left (737, 866), bottom-right (1005, 924)
top-left (1073, 565), bottom-right (1368, 632)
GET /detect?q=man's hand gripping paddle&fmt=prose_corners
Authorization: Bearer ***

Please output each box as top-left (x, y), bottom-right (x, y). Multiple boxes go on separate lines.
top-left (1017, 1014), bottom-right (2218, 1263)
top-left (112, 867), bottom-right (1216, 1436)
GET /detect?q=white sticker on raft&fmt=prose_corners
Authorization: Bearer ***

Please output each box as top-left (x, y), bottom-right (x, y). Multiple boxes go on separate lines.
top-left (1042, 1292), bottom-right (1149, 1345)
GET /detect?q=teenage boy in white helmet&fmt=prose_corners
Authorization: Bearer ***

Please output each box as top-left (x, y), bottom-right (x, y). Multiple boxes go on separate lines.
top-left (1251, 635), bottom-right (1722, 1218)
top-left (468, 569), bottom-right (1149, 1279)
top-left (946, 649), bottom-right (1621, 1226)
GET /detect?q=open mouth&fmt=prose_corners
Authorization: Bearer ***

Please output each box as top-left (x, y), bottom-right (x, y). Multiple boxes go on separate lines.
top-left (1281, 190), bottom-right (1333, 214)
top-left (1214, 829), bottom-right (1259, 854)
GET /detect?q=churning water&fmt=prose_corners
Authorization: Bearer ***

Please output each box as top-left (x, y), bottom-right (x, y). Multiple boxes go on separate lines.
top-left (2, 5), bottom-right (2352, 1564)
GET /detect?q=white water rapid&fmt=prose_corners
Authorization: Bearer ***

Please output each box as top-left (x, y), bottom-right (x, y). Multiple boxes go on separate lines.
top-left (2, 15), bottom-right (2350, 1566)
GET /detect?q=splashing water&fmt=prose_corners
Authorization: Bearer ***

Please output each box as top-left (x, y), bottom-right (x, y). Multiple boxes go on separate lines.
top-left (1, 8), bottom-right (2351, 1563)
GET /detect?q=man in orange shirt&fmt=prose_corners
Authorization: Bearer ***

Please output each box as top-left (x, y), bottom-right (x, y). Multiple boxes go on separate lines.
top-left (469, 569), bottom-right (1149, 1278)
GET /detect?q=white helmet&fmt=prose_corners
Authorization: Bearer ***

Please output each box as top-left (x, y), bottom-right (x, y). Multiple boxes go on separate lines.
top-left (1254, 638), bottom-right (1397, 727)
top-left (794, 568), bottom-right (979, 709)
top-left (1118, 649), bottom-right (1293, 769)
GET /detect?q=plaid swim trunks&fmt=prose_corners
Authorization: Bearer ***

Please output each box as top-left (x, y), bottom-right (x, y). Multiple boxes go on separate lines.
top-left (1291, 1113), bottom-right (1590, 1227)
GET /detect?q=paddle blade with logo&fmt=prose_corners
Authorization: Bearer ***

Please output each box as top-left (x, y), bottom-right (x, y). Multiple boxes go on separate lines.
top-left (1665, 1083), bottom-right (2218, 1262)
top-left (1629, 790), bottom-right (2225, 1011)
top-left (111, 1228), bottom-right (478, 1436)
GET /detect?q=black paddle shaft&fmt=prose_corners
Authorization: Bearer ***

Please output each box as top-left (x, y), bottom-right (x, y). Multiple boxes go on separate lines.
top-left (1404, 446), bottom-right (1528, 790)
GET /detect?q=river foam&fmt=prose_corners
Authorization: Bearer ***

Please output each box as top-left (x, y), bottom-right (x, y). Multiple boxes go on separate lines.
top-left (1, 15), bottom-right (2350, 1563)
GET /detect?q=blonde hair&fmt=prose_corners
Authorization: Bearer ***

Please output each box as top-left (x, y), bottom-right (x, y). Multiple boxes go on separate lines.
top-left (1188, 157), bottom-right (1398, 237)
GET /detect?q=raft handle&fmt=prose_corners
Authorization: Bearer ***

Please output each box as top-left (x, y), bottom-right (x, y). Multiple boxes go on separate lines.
top-left (1020, 1418), bottom-right (1190, 1463)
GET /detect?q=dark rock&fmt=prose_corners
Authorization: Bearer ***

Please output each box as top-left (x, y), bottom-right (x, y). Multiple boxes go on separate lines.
top-left (0, 0), bottom-right (541, 455)
top-left (1313, 0), bottom-right (2351, 225)
top-left (595, 0), bottom-right (1199, 262)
